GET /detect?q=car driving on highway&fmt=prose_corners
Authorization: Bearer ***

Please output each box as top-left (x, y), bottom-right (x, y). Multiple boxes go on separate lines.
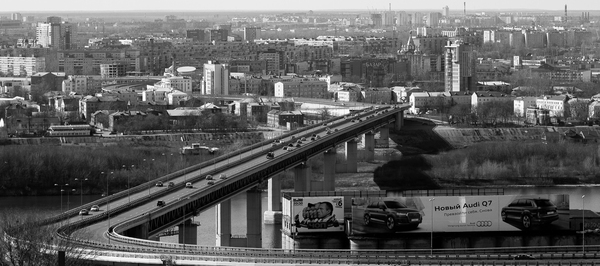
top-left (501, 198), bottom-right (559, 229)
top-left (363, 201), bottom-right (422, 231)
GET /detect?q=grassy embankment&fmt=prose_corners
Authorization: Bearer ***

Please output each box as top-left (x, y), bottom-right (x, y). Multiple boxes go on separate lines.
top-left (373, 119), bottom-right (600, 191)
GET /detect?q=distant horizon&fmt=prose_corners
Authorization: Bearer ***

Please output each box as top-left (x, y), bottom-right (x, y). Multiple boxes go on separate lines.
top-left (5, 8), bottom-right (600, 13)
top-left (2, 0), bottom-right (599, 13)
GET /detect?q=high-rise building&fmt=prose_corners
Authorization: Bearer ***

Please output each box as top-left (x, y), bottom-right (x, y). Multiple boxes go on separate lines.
top-left (383, 11), bottom-right (395, 26)
top-left (47, 16), bottom-right (61, 24)
top-left (444, 40), bottom-right (476, 92)
top-left (36, 17), bottom-right (75, 49)
top-left (412, 12), bottom-right (423, 26)
top-left (442, 6), bottom-right (450, 17)
top-left (202, 61), bottom-right (229, 95)
top-left (243, 27), bottom-right (261, 41)
top-left (186, 29), bottom-right (206, 42)
top-left (371, 14), bottom-right (383, 27)
top-left (36, 23), bottom-right (53, 48)
top-left (207, 29), bottom-right (228, 42)
top-left (11, 13), bottom-right (22, 21)
top-left (427, 12), bottom-right (441, 27)
top-left (396, 11), bottom-right (409, 26)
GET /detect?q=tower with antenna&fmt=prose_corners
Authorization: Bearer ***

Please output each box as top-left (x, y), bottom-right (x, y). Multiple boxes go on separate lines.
top-left (564, 5), bottom-right (567, 23)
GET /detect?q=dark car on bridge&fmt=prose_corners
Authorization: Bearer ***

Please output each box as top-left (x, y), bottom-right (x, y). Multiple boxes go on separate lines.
top-left (157, 201), bottom-right (166, 207)
top-left (363, 201), bottom-right (422, 231)
top-left (501, 198), bottom-right (559, 229)
top-left (155, 181), bottom-right (163, 187)
top-left (266, 152), bottom-right (275, 159)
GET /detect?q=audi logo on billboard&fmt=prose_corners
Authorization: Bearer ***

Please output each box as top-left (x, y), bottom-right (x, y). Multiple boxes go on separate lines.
top-left (476, 221), bottom-right (493, 227)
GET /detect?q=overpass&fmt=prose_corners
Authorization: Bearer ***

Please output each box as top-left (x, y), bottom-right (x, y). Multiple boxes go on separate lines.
top-left (38, 104), bottom-right (408, 264)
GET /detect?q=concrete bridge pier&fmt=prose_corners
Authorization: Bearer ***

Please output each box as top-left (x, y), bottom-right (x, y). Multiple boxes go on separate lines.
top-left (323, 148), bottom-right (336, 191)
top-left (178, 219), bottom-right (198, 245)
top-left (264, 173), bottom-right (282, 224)
top-left (344, 139), bottom-right (358, 173)
top-left (395, 111), bottom-right (404, 130)
top-left (216, 199), bottom-right (231, 246)
top-left (362, 132), bottom-right (375, 162)
top-left (377, 126), bottom-right (390, 148)
top-left (293, 163), bottom-right (311, 191)
top-left (246, 187), bottom-right (262, 248)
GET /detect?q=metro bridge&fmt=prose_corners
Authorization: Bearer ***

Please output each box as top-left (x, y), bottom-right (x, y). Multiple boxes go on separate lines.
top-left (31, 104), bottom-right (407, 264)
top-left (18, 102), bottom-right (600, 265)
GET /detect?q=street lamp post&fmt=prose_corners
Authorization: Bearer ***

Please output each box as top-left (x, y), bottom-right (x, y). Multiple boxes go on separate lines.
top-left (74, 177), bottom-right (88, 207)
top-left (429, 198), bottom-right (435, 256)
top-left (106, 171), bottom-right (113, 245)
top-left (67, 188), bottom-right (76, 211)
top-left (54, 183), bottom-right (69, 213)
top-left (582, 194), bottom-right (586, 254)
top-left (181, 154), bottom-right (186, 184)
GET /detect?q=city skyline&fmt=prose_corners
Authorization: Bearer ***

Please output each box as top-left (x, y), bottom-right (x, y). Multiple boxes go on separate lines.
top-left (2, 0), bottom-right (600, 12)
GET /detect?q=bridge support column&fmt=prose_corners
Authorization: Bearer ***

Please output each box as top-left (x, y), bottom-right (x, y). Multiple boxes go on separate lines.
top-left (323, 149), bottom-right (336, 191)
top-left (264, 173), bottom-right (282, 224)
top-left (345, 139), bottom-right (357, 173)
top-left (246, 187), bottom-right (262, 248)
top-left (126, 222), bottom-right (149, 239)
top-left (216, 199), bottom-right (231, 246)
top-left (178, 219), bottom-right (198, 245)
top-left (293, 163), bottom-right (310, 191)
top-left (363, 132), bottom-right (375, 162)
top-left (377, 126), bottom-right (389, 148)
top-left (395, 111), bottom-right (404, 130)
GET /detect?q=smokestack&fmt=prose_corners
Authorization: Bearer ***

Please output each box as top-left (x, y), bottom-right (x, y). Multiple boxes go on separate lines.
top-left (565, 4), bottom-right (567, 23)
top-left (389, 3), bottom-right (391, 11)
top-left (464, 2), bottom-right (466, 16)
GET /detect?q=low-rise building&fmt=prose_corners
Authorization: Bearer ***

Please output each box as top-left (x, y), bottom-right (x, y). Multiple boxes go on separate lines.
top-left (536, 95), bottom-right (569, 118)
top-left (274, 80), bottom-right (328, 99)
top-left (79, 95), bottom-right (127, 122)
top-left (267, 110), bottom-right (304, 127)
top-left (409, 91), bottom-right (447, 114)
top-left (471, 91), bottom-right (513, 110)
top-left (514, 96), bottom-right (538, 117)
top-left (361, 88), bottom-right (393, 104)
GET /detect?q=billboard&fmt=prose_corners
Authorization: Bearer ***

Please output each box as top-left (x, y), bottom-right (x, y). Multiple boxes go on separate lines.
top-left (283, 196), bottom-right (345, 234)
top-left (351, 194), bottom-right (570, 234)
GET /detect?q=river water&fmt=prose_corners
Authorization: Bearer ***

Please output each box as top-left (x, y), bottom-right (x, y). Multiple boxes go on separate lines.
top-left (0, 192), bottom-right (282, 248)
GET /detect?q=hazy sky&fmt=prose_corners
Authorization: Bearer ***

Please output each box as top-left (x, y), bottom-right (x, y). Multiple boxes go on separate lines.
top-left (3, 0), bottom-right (599, 12)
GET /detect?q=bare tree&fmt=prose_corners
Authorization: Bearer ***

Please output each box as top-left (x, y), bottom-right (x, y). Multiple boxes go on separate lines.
top-left (319, 107), bottom-right (331, 122)
top-left (0, 209), bottom-right (95, 266)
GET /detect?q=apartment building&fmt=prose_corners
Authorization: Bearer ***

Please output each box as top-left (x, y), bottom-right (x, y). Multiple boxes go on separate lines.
top-left (274, 80), bottom-right (328, 98)
top-left (0, 56), bottom-right (45, 76)
top-left (202, 61), bottom-right (229, 95)
top-left (58, 49), bottom-right (144, 75)
top-left (445, 41), bottom-right (476, 92)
